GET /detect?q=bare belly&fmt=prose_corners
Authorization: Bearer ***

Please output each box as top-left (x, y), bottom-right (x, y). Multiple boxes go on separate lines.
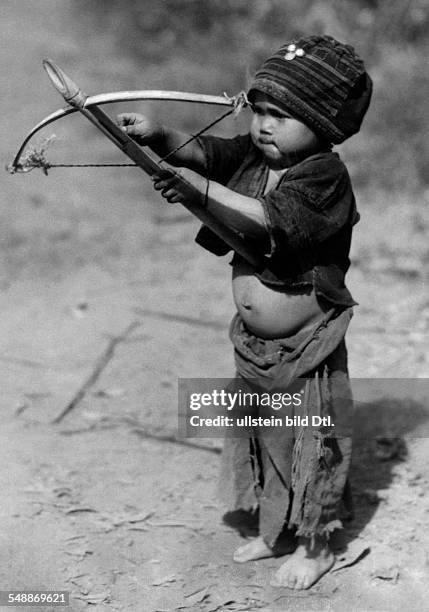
top-left (232, 259), bottom-right (325, 339)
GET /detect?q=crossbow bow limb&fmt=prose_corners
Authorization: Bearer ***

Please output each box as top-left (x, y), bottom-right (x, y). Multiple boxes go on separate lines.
top-left (8, 59), bottom-right (268, 270)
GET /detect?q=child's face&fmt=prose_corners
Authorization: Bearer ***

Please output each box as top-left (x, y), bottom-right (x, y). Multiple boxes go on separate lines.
top-left (249, 91), bottom-right (322, 169)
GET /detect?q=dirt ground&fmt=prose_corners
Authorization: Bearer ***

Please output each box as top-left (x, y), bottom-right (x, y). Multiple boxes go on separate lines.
top-left (2, 2), bottom-right (429, 611)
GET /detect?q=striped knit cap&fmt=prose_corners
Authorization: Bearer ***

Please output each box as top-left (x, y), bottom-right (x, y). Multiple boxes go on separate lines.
top-left (248, 35), bottom-right (372, 144)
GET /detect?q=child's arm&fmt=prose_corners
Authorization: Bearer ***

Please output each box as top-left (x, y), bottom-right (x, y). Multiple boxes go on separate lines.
top-left (117, 114), bottom-right (268, 240)
top-left (153, 168), bottom-right (268, 240)
top-left (117, 113), bottom-right (206, 174)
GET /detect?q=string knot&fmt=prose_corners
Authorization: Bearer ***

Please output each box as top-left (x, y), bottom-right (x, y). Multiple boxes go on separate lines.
top-left (223, 91), bottom-right (250, 116)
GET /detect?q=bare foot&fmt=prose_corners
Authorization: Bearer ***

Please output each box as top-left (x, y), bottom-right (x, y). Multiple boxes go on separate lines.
top-left (270, 535), bottom-right (334, 589)
top-left (233, 536), bottom-right (273, 563)
top-left (233, 532), bottom-right (297, 563)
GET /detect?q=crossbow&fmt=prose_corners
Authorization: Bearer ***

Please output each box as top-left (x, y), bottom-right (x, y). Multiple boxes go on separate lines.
top-left (8, 60), bottom-right (268, 269)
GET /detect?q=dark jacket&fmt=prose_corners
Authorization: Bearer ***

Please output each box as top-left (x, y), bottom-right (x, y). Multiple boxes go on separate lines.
top-left (196, 133), bottom-right (359, 307)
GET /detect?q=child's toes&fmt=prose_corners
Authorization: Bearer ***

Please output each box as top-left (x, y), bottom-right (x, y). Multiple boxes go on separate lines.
top-left (295, 574), bottom-right (308, 590)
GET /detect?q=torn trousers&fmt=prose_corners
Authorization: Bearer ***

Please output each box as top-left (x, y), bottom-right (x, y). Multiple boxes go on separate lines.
top-left (219, 308), bottom-right (354, 545)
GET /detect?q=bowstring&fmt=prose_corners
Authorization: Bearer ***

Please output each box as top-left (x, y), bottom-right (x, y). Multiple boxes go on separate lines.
top-left (37, 92), bottom-right (249, 172)
top-left (44, 107), bottom-right (232, 169)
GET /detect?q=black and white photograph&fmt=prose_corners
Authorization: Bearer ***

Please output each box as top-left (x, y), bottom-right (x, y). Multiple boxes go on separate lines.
top-left (2, 1), bottom-right (429, 610)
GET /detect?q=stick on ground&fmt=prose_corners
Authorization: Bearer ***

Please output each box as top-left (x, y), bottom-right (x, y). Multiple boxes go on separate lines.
top-left (52, 320), bottom-right (141, 424)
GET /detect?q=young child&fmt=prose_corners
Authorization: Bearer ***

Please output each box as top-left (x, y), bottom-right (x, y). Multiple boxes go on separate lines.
top-left (118, 35), bottom-right (372, 590)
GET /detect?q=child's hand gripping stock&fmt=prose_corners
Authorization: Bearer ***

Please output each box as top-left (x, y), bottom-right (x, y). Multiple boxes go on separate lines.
top-left (117, 113), bottom-right (208, 208)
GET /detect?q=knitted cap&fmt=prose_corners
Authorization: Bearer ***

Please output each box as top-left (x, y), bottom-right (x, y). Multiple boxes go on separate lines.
top-left (248, 35), bottom-right (372, 144)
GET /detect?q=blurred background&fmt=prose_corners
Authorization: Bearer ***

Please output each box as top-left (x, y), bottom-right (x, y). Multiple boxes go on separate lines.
top-left (2, 0), bottom-right (429, 289)
top-left (0, 0), bottom-right (429, 282)
top-left (1, 3), bottom-right (428, 608)
top-left (76, 0), bottom-right (429, 192)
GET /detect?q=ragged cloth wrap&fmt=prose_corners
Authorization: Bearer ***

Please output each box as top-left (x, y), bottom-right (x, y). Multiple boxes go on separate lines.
top-left (219, 307), bottom-right (354, 545)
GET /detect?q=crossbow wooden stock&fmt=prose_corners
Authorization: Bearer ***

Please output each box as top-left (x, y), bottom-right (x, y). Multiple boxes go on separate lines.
top-left (8, 60), bottom-right (268, 270)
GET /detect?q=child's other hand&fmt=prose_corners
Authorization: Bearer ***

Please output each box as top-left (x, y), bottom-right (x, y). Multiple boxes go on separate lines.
top-left (152, 168), bottom-right (207, 206)
top-left (116, 113), bottom-right (161, 144)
